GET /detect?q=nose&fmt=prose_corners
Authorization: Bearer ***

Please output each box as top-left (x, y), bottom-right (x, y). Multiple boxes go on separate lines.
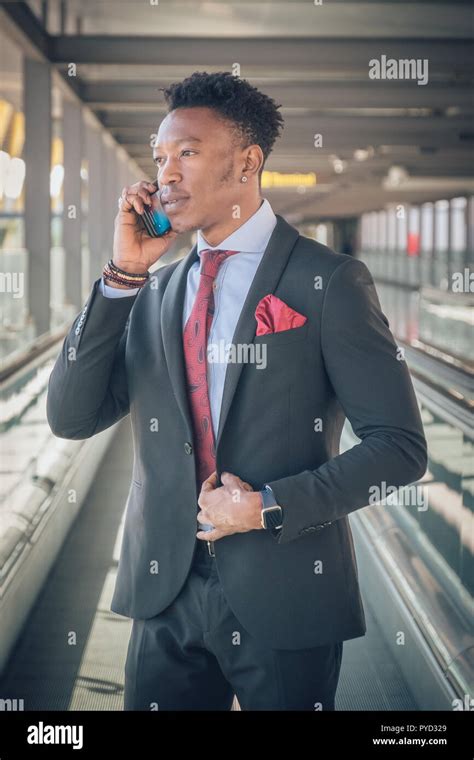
top-left (157, 158), bottom-right (181, 187)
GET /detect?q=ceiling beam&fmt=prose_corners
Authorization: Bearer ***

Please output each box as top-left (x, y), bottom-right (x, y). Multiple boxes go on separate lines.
top-left (45, 1), bottom-right (474, 40)
top-left (0, 0), bottom-right (49, 57)
top-left (49, 36), bottom-right (473, 75)
top-left (101, 113), bottom-right (473, 131)
top-left (82, 81), bottom-right (474, 111)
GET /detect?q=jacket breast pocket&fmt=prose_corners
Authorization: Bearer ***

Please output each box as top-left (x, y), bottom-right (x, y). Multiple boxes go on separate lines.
top-left (249, 323), bottom-right (309, 377)
top-left (253, 322), bottom-right (309, 348)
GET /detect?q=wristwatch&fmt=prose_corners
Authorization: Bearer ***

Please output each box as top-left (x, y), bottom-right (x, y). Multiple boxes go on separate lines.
top-left (259, 484), bottom-right (284, 531)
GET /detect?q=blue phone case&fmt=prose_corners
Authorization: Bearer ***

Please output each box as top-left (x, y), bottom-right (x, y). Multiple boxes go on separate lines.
top-left (142, 192), bottom-right (172, 237)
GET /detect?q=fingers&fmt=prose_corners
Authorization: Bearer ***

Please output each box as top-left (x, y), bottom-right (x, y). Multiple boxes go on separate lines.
top-left (120, 181), bottom-right (157, 215)
top-left (221, 471), bottom-right (253, 491)
top-left (196, 528), bottom-right (224, 542)
top-left (197, 510), bottom-right (213, 527)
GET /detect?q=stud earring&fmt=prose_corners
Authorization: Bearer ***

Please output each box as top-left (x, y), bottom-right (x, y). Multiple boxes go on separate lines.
top-left (241, 175), bottom-right (248, 183)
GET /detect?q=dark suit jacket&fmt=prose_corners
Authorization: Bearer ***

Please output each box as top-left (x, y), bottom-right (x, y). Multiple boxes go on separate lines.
top-left (46, 215), bottom-right (427, 649)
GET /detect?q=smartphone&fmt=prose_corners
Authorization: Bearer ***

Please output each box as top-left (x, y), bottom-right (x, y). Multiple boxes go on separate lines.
top-left (141, 188), bottom-right (172, 237)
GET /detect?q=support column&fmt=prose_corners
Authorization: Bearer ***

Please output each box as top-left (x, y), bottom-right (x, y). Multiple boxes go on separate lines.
top-left (431, 201), bottom-right (437, 287)
top-left (24, 58), bottom-right (51, 336)
top-left (62, 98), bottom-right (83, 309)
top-left (108, 143), bottom-right (118, 256)
top-left (102, 138), bottom-right (119, 259)
top-left (466, 196), bottom-right (474, 270)
top-left (117, 151), bottom-right (129, 200)
top-left (86, 124), bottom-right (103, 282)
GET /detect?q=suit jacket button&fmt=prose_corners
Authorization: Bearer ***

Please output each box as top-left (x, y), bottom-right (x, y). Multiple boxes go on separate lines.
top-left (184, 442), bottom-right (193, 455)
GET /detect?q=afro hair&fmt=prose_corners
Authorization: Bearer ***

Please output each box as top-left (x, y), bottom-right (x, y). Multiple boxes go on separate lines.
top-left (160, 71), bottom-right (284, 171)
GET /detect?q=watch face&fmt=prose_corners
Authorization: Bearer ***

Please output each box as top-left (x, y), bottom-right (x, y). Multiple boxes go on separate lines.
top-left (263, 507), bottom-right (283, 530)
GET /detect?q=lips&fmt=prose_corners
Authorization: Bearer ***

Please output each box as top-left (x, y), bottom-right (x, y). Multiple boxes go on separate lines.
top-left (161, 196), bottom-right (189, 212)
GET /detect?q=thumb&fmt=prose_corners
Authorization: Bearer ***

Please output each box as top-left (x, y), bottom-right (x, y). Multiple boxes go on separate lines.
top-left (141, 229), bottom-right (178, 265)
top-left (201, 470), bottom-right (218, 492)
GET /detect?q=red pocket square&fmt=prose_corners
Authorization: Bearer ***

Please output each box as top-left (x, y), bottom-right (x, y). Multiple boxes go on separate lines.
top-left (255, 294), bottom-right (307, 336)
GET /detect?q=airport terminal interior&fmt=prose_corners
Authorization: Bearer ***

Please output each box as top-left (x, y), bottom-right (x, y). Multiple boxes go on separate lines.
top-left (0, 0), bottom-right (472, 711)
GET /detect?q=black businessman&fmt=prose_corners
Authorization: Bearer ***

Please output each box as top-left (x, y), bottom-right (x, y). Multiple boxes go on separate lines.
top-left (47, 72), bottom-right (427, 710)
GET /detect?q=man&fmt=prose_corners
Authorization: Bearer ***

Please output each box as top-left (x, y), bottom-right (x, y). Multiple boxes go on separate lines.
top-left (47, 72), bottom-right (427, 711)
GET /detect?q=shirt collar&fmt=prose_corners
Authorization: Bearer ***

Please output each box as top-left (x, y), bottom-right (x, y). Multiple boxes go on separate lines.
top-left (196, 198), bottom-right (276, 256)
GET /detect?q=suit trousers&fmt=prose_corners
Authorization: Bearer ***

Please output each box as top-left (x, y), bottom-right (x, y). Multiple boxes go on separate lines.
top-left (124, 539), bottom-right (344, 710)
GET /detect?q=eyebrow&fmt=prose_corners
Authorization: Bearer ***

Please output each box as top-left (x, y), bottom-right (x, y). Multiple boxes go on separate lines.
top-left (152, 137), bottom-right (202, 161)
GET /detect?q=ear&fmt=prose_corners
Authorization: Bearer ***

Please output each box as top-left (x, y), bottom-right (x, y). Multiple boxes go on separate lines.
top-left (241, 144), bottom-right (264, 179)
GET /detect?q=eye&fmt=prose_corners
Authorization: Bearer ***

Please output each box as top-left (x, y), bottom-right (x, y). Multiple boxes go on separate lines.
top-left (181, 150), bottom-right (196, 157)
top-left (154, 156), bottom-right (164, 165)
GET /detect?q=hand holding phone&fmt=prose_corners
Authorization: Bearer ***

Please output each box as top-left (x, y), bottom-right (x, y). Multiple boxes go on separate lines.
top-left (113, 180), bottom-right (177, 276)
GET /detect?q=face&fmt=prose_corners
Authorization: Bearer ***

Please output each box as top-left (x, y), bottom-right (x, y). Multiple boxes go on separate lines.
top-left (152, 107), bottom-right (253, 234)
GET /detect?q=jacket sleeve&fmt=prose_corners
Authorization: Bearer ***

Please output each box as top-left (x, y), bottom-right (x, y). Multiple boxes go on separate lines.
top-left (46, 277), bottom-right (138, 440)
top-left (266, 256), bottom-right (428, 545)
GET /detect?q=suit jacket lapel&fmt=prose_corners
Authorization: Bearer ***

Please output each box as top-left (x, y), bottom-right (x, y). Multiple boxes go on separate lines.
top-left (215, 215), bottom-right (299, 450)
top-left (160, 214), bottom-right (300, 450)
top-left (161, 243), bottom-right (199, 441)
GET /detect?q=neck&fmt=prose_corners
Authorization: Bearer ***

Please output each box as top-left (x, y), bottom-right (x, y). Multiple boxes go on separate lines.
top-left (200, 196), bottom-right (263, 247)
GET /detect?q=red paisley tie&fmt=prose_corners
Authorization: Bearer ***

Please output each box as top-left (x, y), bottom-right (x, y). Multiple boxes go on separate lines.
top-left (183, 248), bottom-right (240, 489)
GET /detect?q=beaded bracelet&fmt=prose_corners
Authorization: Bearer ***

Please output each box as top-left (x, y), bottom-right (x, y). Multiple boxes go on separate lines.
top-left (103, 272), bottom-right (146, 289)
top-left (107, 258), bottom-right (149, 279)
top-left (103, 259), bottom-right (149, 288)
top-left (103, 270), bottom-right (144, 289)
